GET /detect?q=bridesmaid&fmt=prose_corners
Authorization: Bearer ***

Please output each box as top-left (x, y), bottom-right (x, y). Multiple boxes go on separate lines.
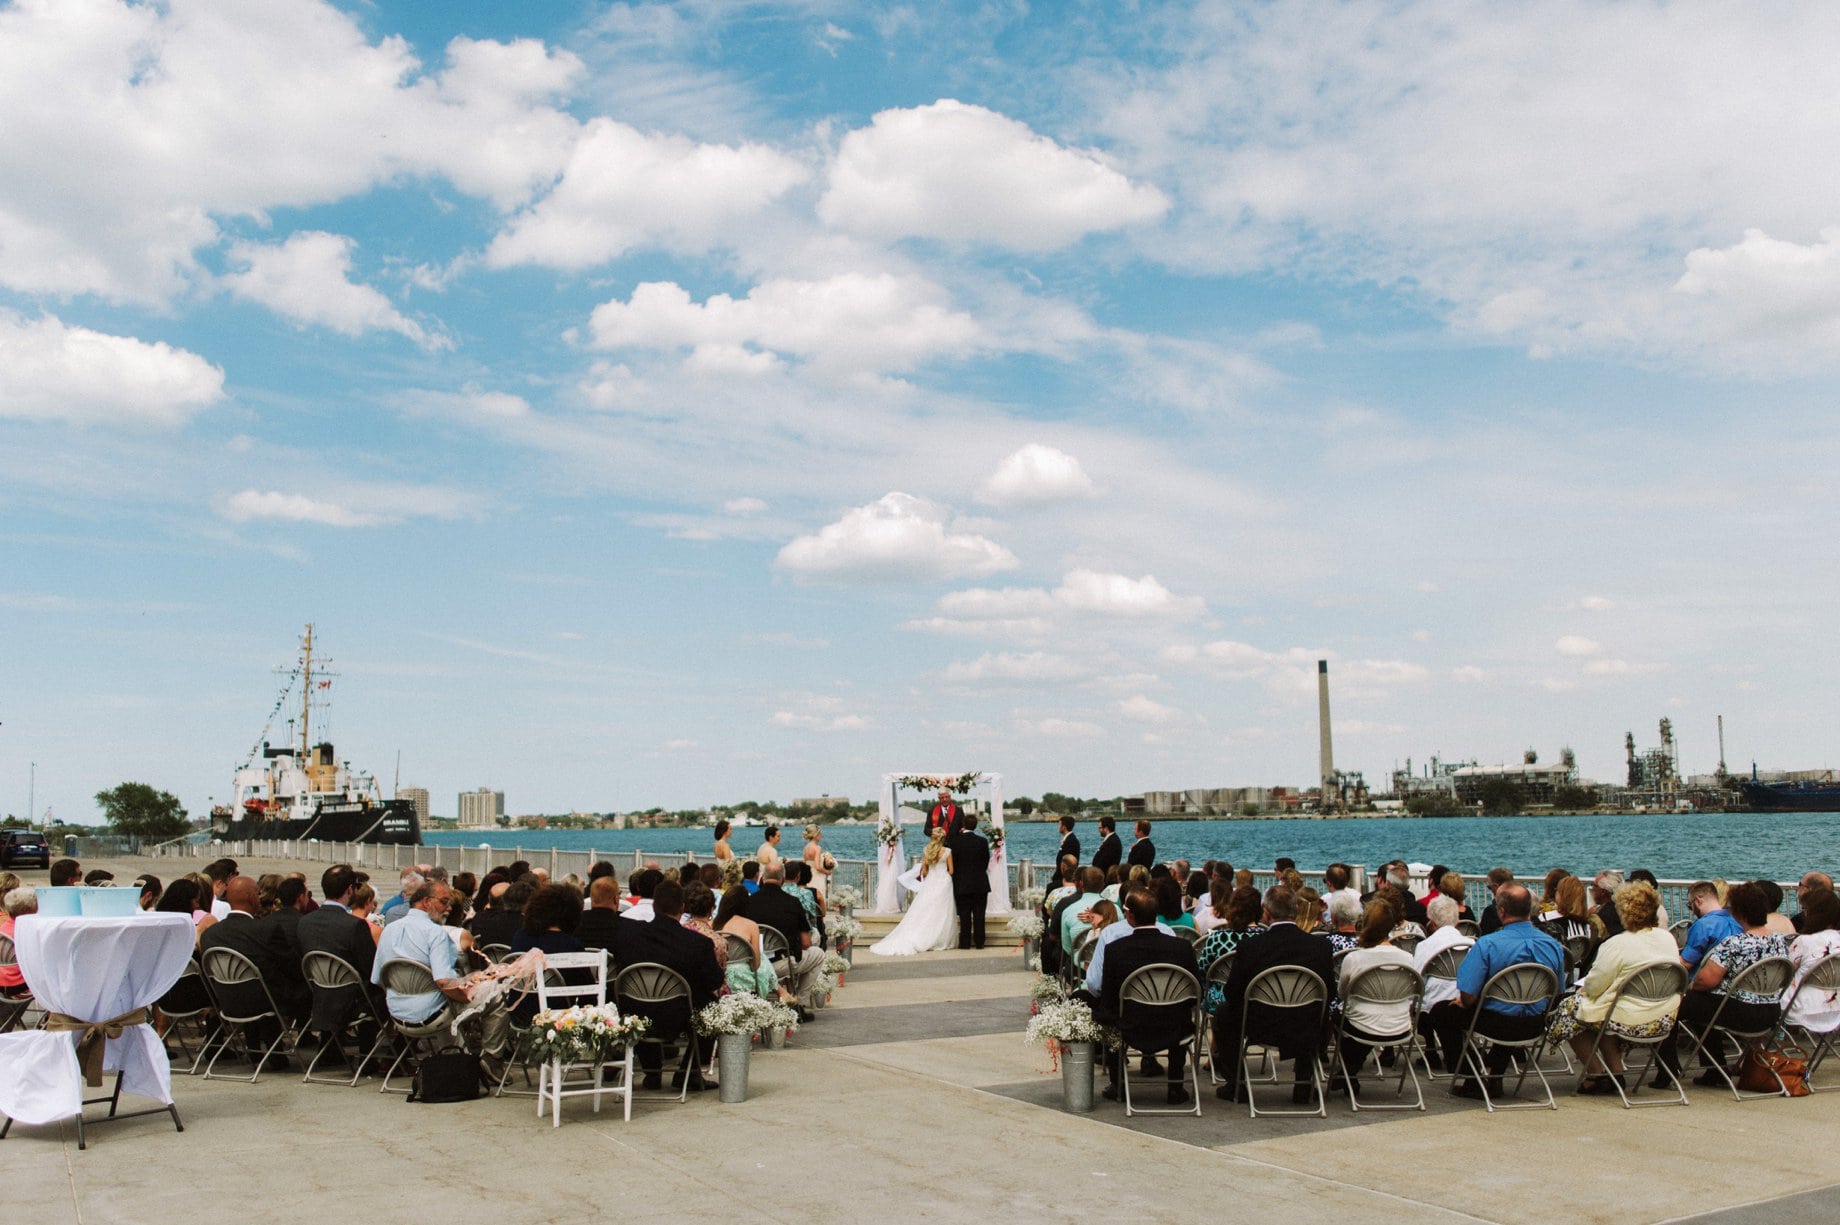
top-left (712, 818), bottom-right (735, 865)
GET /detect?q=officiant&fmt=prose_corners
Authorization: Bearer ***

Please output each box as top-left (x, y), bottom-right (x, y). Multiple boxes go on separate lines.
top-left (924, 789), bottom-right (960, 838)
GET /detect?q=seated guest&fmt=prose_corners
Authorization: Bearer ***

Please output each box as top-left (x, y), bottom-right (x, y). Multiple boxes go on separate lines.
top-left (1, 886), bottom-right (36, 997)
top-left (1197, 885), bottom-right (1267, 1019)
top-left (1476, 867), bottom-right (1515, 936)
top-left (1214, 886), bottom-right (1333, 1103)
top-left (681, 883), bottom-right (728, 976)
top-left (84, 869), bottom-right (115, 887)
top-left (576, 877), bottom-right (624, 950)
top-left (713, 885), bottom-right (798, 1004)
top-left (1184, 871), bottom-right (1209, 918)
top-left (1378, 863), bottom-right (1429, 928)
top-left (135, 874), bottom-right (163, 911)
top-left (1785, 885), bottom-right (1840, 1037)
top-left (1418, 865), bottom-right (1450, 906)
top-left (1437, 873), bottom-right (1476, 923)
top-left (697, 863), bottom-right (725, 896)
top-left (509, 883), bottom-right (587, 1022)
top-left (624, 868), bottom-right (663, 922)
top-left (1544, 880), bottom-right (1677, 1094)
top-left (373, 880), bottom-right (508, 1073)
top-left (1438, 884), bottom-right (1565, 1099)
top-left (49, 858), bottom-right (81, 887)
top-left (1413, 895), bottom-right (1473, 1070)
top-left (1679, 880), bottom-right (1741, 974)
top-left (1091, 888), bottom-right (1199, 1105)
top-left (1538, 875), bottom-right (1604, 978)
top-left (1320, 863), bottom-right (1360, 920)
top-left (1294, 886), bottom-right (1324, 935)
top-left (348, 884), bottom-right (381, 943)
top-left (1627, 869), bottom-right (1668, 928)
top-left (1080, 899), bottom-right (1137, 997)
top-left (1792, 872), bottom-right (1834, 934)
top-left (445, 872), bottom-right (476, 927)
top-left (1662, 881), bottom-right (1791, 1087)
top-left (1194, 875), bottom-right (1233, 936)
top-left (264, 877), bottom-right (311, 964)
top-left (608, 879), bottom-right (724, 1091)
top-left (1335, 900), bottom-right (1418, 1096)
top-left (300, 866), bottom-right (380, 981)
top-left (1058, 867), bottom-right (1106, 959)
top-left (377, 868), bottom-right (423, 924)
top-left (1753, 880), bottom-right (1797, 937)
top-left (469, 881), bottom-right (528, 949)
top-left (1156, 875), bottom-right (1195, 932)
top-left (1324, 893), bottom-right (1363, 955)
top-left (255, 873), bottom-right (284, 916)
top-left (200, 876), bottom-right (311, 1023)
top-left (741, 860), bottom-right (761, 895)
top-left (1535, 869), bottom-right (1571, 925)
top-left (1591, 871), bottom-right (1626, 938)
top-left (203, 859), bottom-right (235, 919)
top-left (155, 879), bottom-right (214, 946)
top-left (748, 864), bottom-right (824, 1019)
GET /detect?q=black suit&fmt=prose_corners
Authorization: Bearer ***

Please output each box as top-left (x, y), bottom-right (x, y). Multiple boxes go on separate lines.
top-left (947, 829), bottom-right (991, 949)
top-left (1057, 832), bottom-right (1080, 866)
top-left (264, 906), bottom-right (305, 965)
top-left (1215, 922), bottom-right (1334, 1091)
top-left (1127, 837), bottom-right (1156, 869)
top-left (200, 911), bottom-right (309, 1021)
top-left (575, 907), bottom-right (623, 951)
top-left (466, 908), bottom-right (522, 950)
top-left (1042, 891), bottom-right (1083, 976)
top-left (1095, 927), bottom-right (1199, 1085)
top-left (297, 901), bottom-right (383, 1033)
top-left (1091, 831), bottom-right (1123, 872)
top-left (607, 913), bottom-right (724, 1074)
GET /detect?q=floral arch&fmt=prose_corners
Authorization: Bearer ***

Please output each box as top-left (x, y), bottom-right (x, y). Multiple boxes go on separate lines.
top-left (873, 771), bottom-right (1009, 916)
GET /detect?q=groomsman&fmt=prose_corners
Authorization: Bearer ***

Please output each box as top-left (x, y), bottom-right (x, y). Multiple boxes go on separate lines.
top-left (1057, 816), bottom-right (1080, 866)
top-left (1127, 820), bottom-right (1157, 869)
top-left (1091, 817), bottom-right (1123, 872)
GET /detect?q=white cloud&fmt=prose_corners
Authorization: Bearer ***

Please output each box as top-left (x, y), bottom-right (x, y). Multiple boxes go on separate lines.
top-left (1577, 595), bottom-right (1616, 612)
top-left (900, 616), bottom-right (1053, 640)
top-left (398, 387), bottom-right (532, 419)
top-left (486, 118), bottom-right (807, 268)
top-left (220, 490), bottom-right (384, 528)
top-left (1164, 640), bottom-right (1425, 699)
top-left (223, 232), bottom-right (445, 348)
top-left (820, 100), bottom-right (1167, 250)
top-left (768, 710), bottom-right (869, 732)
top-left (980, 443), bottom-right (1096, 506)
top-left (219, 483), bottom-right (482, 528)
top-left (723, 497), bottom-right (768, 515)
top-left (1452, 666), bottom-right (1488, 684)
top-left (1017, 716), bottom-right (1106, 739)
top-left (1340, 719), bottom-right (1408, 735)
top-left (942, 652), bottom-right (1087, 684)
top-left (1118, 695), bottom-right (1181, 724)
top-left (774, 492), bottom-right (1018, 582)
top-left (587, 274), bottom-right (982, 375)
top-left (0, 310), bottom-right (223, 426)
top-left (1671, 228), bottom-right (1840, 365)
top-left (1554, 635), bottom-right (1603, 657)
top-left (936, 569), bottom-right (1203, 625)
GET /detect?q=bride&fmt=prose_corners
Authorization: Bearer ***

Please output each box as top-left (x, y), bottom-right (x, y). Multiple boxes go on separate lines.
top-left (870, 832), bottom-right (957, 956)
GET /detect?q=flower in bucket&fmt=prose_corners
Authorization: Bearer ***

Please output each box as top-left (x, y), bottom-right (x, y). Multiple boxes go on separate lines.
top-left (1018, 886), bottom-right (1047, 909)
top-left (822, 952), bottom-right (849, 976)
top-left (828, 915), bottom-right (864, 948)
top-left (830, 883), bottom-right (864, 910)
top-left (694, 993), bottom-right (797, 1037)
top-left (1024, 999), bottom-right (1119, 1069)
top-left (1007, 912), bottom-right (1045, 941)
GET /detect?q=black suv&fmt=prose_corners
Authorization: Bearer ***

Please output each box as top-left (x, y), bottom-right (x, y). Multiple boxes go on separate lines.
top-left (0, 830), bottom-right (49, 870)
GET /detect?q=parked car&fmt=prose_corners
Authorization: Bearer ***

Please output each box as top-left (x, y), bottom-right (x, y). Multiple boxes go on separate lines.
top-left (0, 830), bottom-right (50, 870)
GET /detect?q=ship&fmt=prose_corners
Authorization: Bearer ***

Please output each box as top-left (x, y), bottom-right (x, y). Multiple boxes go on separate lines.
top-left (211, 624), bottom-right (421, 845)
top-left (1739, 778), bottom-right (1840, 813)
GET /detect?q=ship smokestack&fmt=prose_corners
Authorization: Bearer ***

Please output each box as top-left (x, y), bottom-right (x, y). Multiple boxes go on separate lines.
top-left (1317, 659), bottom-right (1335, 793)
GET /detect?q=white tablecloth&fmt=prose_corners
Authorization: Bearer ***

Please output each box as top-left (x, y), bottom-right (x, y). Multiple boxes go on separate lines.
top-left (0, 912), bottom-right (194, 1126)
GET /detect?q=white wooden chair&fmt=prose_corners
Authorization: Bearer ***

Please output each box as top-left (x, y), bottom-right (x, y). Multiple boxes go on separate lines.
top-left (532, 950), bottom-right (626, 1126)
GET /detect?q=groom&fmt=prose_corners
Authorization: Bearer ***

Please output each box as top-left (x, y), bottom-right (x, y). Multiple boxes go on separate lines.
top-left (947, 813), bottom-right (990, 950)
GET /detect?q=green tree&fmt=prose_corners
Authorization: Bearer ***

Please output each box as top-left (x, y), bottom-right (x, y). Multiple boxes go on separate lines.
top-left (94, 782), bottom-right (189, 839)
top-left (1475, 779), bottom-right (1526, 816)
top-left (1405, 793), bottom-right (1467, 817)
top-left (1012, 796), bottom-right (1036, 816)
top-left (1552, 785), bottom-right (1599, 811)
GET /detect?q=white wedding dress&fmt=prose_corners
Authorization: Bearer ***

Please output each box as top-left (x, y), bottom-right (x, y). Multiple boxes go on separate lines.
top-left (870, 860), bottom-right (957, 956)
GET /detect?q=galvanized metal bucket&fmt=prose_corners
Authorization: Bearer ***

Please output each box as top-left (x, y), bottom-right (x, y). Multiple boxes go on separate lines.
top-left (1061, 1040), bottom-right (1096, 1113)
top-left (718, 1032), bottom-right (750, 1103)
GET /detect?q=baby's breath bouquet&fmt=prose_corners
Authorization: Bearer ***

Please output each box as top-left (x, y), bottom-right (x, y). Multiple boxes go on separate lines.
top-left (828, 915), bottom-right (864, 948)
top-left (1018, 885), bottom-right (1047, 909)
top-left (830, 884), bottom-right (863, 910)
top-left (695, 993), bottom-right (794, 1037)
top-left (1031, 973), bottom-right (1071, 1006)
top-left (822, 952), bottom-right (849, 976)
top-left (1008, 912), bottom-right (1045, 940)
top-left (517, 1003), bottom-right (650, 1064)
top-left (1025, 1000), bottom-right (1119, 1069)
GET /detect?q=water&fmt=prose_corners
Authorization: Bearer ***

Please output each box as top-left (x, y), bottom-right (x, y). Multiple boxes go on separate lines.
top-left (425, 810), bottom-right (1833, 882)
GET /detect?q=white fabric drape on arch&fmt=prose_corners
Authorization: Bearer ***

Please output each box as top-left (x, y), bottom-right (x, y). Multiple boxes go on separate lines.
top-left (873, 773), bottom-right (1008, 916)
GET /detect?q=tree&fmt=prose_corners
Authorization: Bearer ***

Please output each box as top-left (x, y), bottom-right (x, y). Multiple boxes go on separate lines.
top-left (1475, 779), bottom-right (1526, 816)
top-left (1405, 793), bottom-right (1466, 817)
top-left (1012, 796), bottom-right (1036, 816)
top-left (94, 782), bottom-right (189, 839)
top-left (1553, 784), bottom-right (1599, 811)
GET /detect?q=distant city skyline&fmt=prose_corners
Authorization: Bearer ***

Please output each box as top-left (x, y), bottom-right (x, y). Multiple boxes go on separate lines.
top-left (3, 3), bottom-right (1836, 825)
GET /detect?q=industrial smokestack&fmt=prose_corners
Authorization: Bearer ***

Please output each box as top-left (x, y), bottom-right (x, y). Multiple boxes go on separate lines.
top-left (1317, 659), bottom-right (1334, 792)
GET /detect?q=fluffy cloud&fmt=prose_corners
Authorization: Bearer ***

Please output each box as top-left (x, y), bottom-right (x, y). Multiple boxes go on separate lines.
top-left (486, 118), bottom-right (808, 268)
top-left (0, 2), bottom-right (583, 303)
top-left (1163, 640), bottom-right (1426, 697)
top-left (1118, 695), bottom-right (1182, 724)
top-left (820, 100), bottom-right (1167, 250)
top-left (1672, 228), bottom-right (1840, 363)
top-left (223, 232), bottom-right (445, 348)
top-left (980, 443), bottom-right (1096, 506)
top-left (586, 274), bottom-right (984, 375)
top-left (774, 492), bottom-right (1018, 582)
top-left (1554, 635), bottom-right (1603, 657)
top-left (220, 490), bottom-right (385, 528)
top-left (0, 310), bottom-right (223, 426)
top-left (768, 710), bottom-right (870, 732)
top-left (219, 483), bottom-right (483, 528)
top-left (936, 569), bottom-right (1203, 622)
top-left (942, 652), bottom-right (1088, 684)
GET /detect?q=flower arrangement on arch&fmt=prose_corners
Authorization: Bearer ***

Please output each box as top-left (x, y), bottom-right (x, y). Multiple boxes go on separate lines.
top-left (1017, 886), bottom-right (1047, 909)
top-left (516, 1004), bottom-right (651, 1065)
top-left (986, 825), bottom-right (1005, 854)
top-left (895, 772), bottom-right (984, 794)
top-left (873, 823), bottom-right (905, 849)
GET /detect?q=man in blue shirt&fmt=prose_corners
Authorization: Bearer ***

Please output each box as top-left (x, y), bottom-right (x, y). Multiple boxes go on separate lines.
top-left (1679, 881), bottom-right (1741, 973)
top-left (1060, 867), bottom-right (1106, 957)
top-left (373, 880), bottom-right (509, 1074)
top-left (1440, 883), bottom-right (1564, 1099)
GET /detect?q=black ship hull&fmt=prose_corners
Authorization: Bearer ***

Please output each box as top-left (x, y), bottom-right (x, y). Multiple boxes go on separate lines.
top-left (213, 798), bottom-right (421, 845)
top-left (1740, 781), bottom-right (1840, 813)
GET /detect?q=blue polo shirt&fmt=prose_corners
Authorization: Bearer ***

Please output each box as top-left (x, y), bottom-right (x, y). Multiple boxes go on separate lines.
top-left (1680, 908), bottom-right (1742, 972)
top-left (1455, 920), bottom-right (1565, 1016)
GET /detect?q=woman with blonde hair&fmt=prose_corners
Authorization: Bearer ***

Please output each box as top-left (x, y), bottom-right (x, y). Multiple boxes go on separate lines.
top-left (802, 823), bottom-right (836, 900)
top-left (1295, 885), bottom-right (1324, 935)
top-left (1545, 881), bottom-right (1680, 1094)
top-left (871, 833), bottom-right (957, 956)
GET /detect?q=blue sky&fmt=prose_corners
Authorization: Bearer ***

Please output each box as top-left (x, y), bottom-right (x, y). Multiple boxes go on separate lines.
top-left (3, 0), bottom-right (1838, 823)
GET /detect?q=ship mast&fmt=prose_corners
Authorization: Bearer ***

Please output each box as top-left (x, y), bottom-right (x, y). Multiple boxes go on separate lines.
top-left (299, 623), bottom-right (314, 757)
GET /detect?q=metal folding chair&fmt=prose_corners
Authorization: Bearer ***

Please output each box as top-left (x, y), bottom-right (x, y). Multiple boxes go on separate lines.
top-left (1575, 961), bottom-right (1688, 1108)
top-left (301, 951), bottom-right (393, 1087)
top-left (1203, 951), bottom-right (1236, 1085)
top-left (1117, 965), bottom-right (1203, 1117)
top-left (1234, 966), bottom-right (1328, 1118)
top-left (1334, 962), bottom-right (1425, 1111)
top-left (1780, 952), bottom-right (1840, 1090)
top-left (1679, 956), bottom-right (1795, 1101)
top-left (1391, 932), bottom-right (1422, 957)
top-left (1452, 961), bottom-right (1561, 1112)
top-left (1455, 920), bottom-right (1480, 939)
top-left (1415, 943), bottom-right (1468, 1080)
top-left (1669, 920), bottom-right (1693, 950)
top-left (1176, 927), bottom-right (1206, 947)
top-left (198, 947), bottom-right (301, 1083)
top-left (613, 962), bottom-right (693, 1103)
top-left (375, 959), bottom-right (456, 1095)
top-left (0, 933), bottom-right (30, 1034)
top-left (155, 958), bottom-right (219, 1074)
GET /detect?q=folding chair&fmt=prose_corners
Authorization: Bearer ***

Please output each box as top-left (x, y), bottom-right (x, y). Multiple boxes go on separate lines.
top-left (1203, 952), bottom-right (1235, 1085)
top-left (199, 947), bottom-right (301, 1082)
top-left (375, 959), bottom-right (457, 1095)
top-left (721, 933), bottom-right (758, 991)
top-left (613, 962), bottom-right (693, 1103)
top-left (1234, 966), bottom-right (1328, 1118)
top-left (1669, 920), bottom-right (1693, 950)
top-left (301, 951), bottom-right (393, 1087)
top-left (1176, 927), bottom-right (1206, 948)
top-left (1334, 963), bottom-right (1425, 1111)
top-left (1455, 920), bottom-right (1479, 939)
top-left (478, 944), bottom-right (514, 965)
top-left (1780, 952), bottom-right (1840, 1090)
top-left (533, 950), bottom-right (626, 1126)
top-left (1391, 932), bottom-right (1422, 957)
top-left (155, 958), bottom-right (218, 1074)
top-left (1116, 965), bottom-right (1203, 1118)
top-left (1679, 956), bottom-right (1795, 1101)
top-left (0, 933), bottom-right (31, 1034)
top-left (1576, 961), bottom-right (1688, 1108)
top-left (1451, 962), bottom-right (1561, 1112)
top-left (1563, 935), bottom-right (1594, 984)
top-left (1416, 944), bottom-right (1468, 1080)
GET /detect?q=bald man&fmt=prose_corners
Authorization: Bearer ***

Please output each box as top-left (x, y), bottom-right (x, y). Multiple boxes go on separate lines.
top-left (200, 875), bottom-right (311, 1024)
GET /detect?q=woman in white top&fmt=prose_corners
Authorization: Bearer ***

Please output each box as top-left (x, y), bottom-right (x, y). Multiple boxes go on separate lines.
top-left (1785, 886), bottom-right (1840, 1035)
top-left (1544, 880), bottom-right (1678, 1093)
top-left (711, 819), bottom-right (735, 865)
top-left (1194, 877), bottom-right (1232, 935)
top-left (801, 824), bottom-right (836, 901)
top-left (1334, 900), bottom-right (1418, 1097)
